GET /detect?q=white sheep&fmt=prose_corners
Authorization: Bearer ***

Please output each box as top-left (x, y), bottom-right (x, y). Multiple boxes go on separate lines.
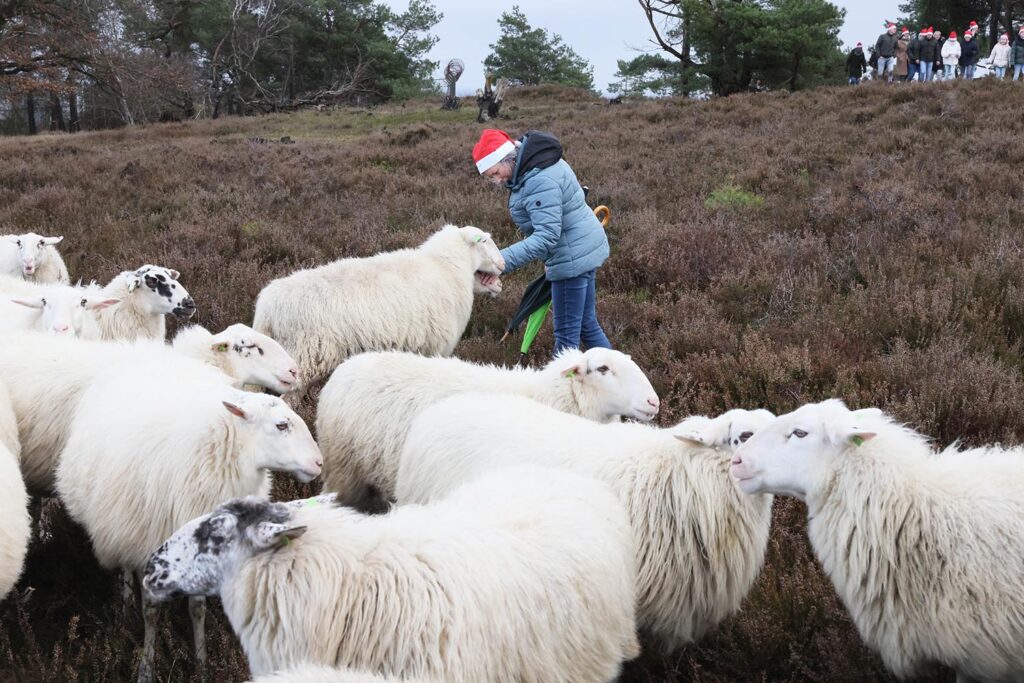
top-left (396, 396), bottom-right (775, 651)
top-left (88, 265), bottom-right (196, 341)
top-left (252, 225), bottom-right (504, 392)
top-left (171, 324), bottom-right (300, 394)
top-left (316, 347), bottom-right (660, 503)
top-left (0, 275), bottom-right (120, 337)
top-left (0, 378), bottom-right (30, 600)
top-left (0, 232), bottom-right (69, 283)
top-left (143, 465), bottom-right (639, 682)
top-left (0, 327), bottom-right (300, 493)
top-left (731, 399), bottom-right (1024, 682)
top-left (56, 361), bottom-right (323, 683)
top-left (250, 665), bottom-right (432, 683)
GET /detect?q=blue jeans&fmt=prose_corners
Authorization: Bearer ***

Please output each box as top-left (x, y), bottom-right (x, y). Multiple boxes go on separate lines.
top-left (848, 76), bottom-right (860, 85)
top-left (878, 56), bottom-right (896, 77)
top-left (918, 62), bottom-right (934, 81)
top-left (1015, 64), bottom-right (1024, 80)
top-left (944, 64), bottom-right (957, 79)
top-left (995, 66), bottom-right (1006, 78)
top-left (908, 62), bottom-right (919, 81)
top-left (550, 269), bottom-right (610, 354)
top-left (962, 64), bottom-right (975, 79)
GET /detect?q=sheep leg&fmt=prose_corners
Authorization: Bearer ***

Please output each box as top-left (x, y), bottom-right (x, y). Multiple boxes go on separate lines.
top-left (189, 595), bottom-right (207, 680)
top-left (137, 583), bottom-right (159, 683)
top-left (121, 569), bottom-right (136, 611)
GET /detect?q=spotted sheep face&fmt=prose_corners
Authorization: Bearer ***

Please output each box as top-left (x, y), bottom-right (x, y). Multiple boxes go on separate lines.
top-left (142, 497), bottom-right (307, 602)
top-left (5, 232), bottom-right (62, 277)
top-left (210, 324), bottom-right (300, 394)
top-left (673, 408), bottom-right (776, 453)
top-left (128, 265), bottom-right (196, 319)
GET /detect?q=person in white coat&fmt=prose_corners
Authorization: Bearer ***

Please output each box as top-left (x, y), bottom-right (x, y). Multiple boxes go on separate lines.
top-left (941, 32), bottom-right (961, 79)
top-left (990, 33), bottom-right (1012, 79)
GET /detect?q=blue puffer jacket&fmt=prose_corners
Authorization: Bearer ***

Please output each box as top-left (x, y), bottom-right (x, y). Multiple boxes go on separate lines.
top-left (500, 133), bottom-right (609, 282)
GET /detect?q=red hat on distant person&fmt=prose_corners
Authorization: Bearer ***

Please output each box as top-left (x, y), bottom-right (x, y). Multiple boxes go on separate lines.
top-left (949, 31), bottom-right (957, 38)
top-left (901, 27), bottom-right (909, 34)
top-left (473, 130), bottom-right (517, 174)
top-left (856, 41), bottom-right (863, 47)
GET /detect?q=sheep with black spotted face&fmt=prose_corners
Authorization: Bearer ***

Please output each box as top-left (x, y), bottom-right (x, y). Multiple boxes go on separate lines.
top-left (171, 324), bottom-right (300, 394)
top-left (252, 225), bottom-right (505, 394)
top-left (396, 396), bottom-right (775, 651)
top-left (732, 398), bottom-right (1024, 682)
top-left (88, 264), bottom-right (196, 341)
top-left (0, 232), bottom-right (69, 283)
top-left (316, 346), bottom-right (659, 503)
top-left (144, 465), bottom-right (639, 682)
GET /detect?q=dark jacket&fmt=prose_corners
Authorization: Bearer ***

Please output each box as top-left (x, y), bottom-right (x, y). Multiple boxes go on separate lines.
top-left (501, 131), bottom-right (609, 281)
top-left (846, 48), bottom-right (867, 77)
top-left (908, 38), bottom-right (922, 62)
top-left (960, 38), bottom-right (980, 66)
top-left (875, 31), bottom-right (899, 58)
top-left (1012, 36), bottom-right (1024, 65)
top-left (918, 37), bottom-right (939, 62)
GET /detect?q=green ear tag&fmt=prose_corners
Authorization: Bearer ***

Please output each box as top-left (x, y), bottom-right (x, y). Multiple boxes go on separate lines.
top-left (851, 435), bottom-right (864, 447)
top-left (565, 369), bottom-right (577, 378)
top-left (306, 499), bottom-right (319, 507)
top-left (280, 535), bottom-right (291, 547)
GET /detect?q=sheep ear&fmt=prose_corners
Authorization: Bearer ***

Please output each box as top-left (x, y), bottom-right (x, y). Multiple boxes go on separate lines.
top-left (211, 342), bottom-right (230, 353)
top-left (561, 363), bottom-right (586, 379)
top-left (222, 401), bottom-right (247, 419)
top-left (10, 296), bottom-right (44, 309)
top-left (126, 276), bottom-right (141, 293)
top-left (84, 297), bottom-right (120, 311)
top-left (847, 429), bottom-right (877, 447)
top-left (168, 269), bottom-right (180, 280)
top-left (249, 522), bottom-right (307, 550)
top-left (42, 236), bottom-right (63, 246)
top-left (673, 416), bottom-right (728, 447)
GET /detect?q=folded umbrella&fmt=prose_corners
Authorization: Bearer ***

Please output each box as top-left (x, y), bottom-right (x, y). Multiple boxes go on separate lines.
top-left (500, 205), bottom-right (611, 365)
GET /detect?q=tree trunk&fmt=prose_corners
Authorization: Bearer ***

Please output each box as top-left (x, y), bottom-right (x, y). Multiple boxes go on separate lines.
top-left (26, 93), bottom-right (37, 135)
top-left (68, 77), bottom-right (80, 132)
top-left (788, 52), bottom-right (801, 92)
top-left (49, 92), bottom-right (66, 131)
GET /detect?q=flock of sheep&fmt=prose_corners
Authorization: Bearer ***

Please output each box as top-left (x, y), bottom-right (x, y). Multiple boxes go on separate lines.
top-left (1, 225), bottom-right (1022, 683)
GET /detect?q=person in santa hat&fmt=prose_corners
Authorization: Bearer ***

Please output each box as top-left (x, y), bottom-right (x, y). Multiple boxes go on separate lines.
top-left (960, 29), bottom-right (979, 79)
top-left (1013, 26), bottom-right (1024, 81)
top-left (933, 29), bottom-right (945, 80)
top-left (989, 33), bottom-right (1011, 79)
top-left (874, 22), bottom-right (900, 82)
top-left (907, 28), bottom-right (923, 81)
top-left (846, 42), bottom-right (867, 84)
top-left (473, 129), bottom-right (611, 353)
top-left (941, 31), bottom-right (961, 79)
top-left (917, 28), bottom-right (938, 81)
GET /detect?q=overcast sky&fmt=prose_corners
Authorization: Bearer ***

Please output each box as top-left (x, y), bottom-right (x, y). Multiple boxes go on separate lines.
top-left (382, 0), bottom-right (895, 95)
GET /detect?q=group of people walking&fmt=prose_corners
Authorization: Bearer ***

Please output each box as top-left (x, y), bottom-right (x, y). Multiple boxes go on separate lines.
top-left (846, 21), bottom-right (1024, 84)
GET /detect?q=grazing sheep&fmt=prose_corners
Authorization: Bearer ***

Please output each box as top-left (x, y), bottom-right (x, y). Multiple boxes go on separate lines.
top-left (88, 265), bottom-right (196, 341)
top-left (56, 361), bottom-right (323, 683)
top-left (252, 225), bottom-right (504, 392)
top-left (0, 328), bottom-right (302, 493)
top-left (143, 466), bottom-right (639, 682)
top-left (250, 665), bottom-right (431, 683)
top-left (0, 378), bottom-right (30, 600)
top-left (0, 276), bottom-right (120, 337)
top-left (0, 232), bottom-right (69, 283)
top-left (316, 347), bottom-right (660, 502)
top-left (731, 399), bottom-right (1024, 682)
top-left (396, 396), bottom-right (775, 650)
top-left (171, 324), bottom-right (300, 394)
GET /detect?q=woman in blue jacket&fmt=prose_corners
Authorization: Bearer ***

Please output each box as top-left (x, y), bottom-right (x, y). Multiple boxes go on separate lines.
top-left (473, 129), bottom-right (611, 354)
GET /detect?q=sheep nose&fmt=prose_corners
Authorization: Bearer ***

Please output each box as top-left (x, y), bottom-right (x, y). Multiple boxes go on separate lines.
top-left (647, 397), bottom-right (660, 410)
top-left (54, 324), bottom-right (70, 333)
top-left (181, 297), bottom-right (196, 310)
top-left (289, 367), bottom-right (299, 379)
top-left (731, 454), bottom-right (743, 466)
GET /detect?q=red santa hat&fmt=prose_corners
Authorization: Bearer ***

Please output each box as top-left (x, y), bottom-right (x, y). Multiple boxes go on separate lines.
top-left (969, 21), bottom-right (978, 32)
top-left (949, 31), bottom-right (957, 39)
top-left (901, 27), bottom-right (909, 34)
top-left (472, 130), bottom-right (517, 174)
top-left (886, 21), bottom-right (896, 30)
top-left (856, 41), bottom-right (863, 47)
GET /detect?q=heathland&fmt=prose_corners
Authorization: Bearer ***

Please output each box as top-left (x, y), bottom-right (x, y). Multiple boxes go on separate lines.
top-left (3, 80), bottom-right (1024, 681)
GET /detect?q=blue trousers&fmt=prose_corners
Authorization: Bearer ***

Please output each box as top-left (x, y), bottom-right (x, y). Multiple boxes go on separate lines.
top-left (551, 269), bottom-right (610, 354)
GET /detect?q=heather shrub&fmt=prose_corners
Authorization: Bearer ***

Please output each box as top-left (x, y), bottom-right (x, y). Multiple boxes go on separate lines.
top-left (2, 79), bottom-right (1021, 681)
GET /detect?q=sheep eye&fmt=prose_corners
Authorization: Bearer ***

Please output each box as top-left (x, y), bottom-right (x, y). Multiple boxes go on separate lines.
top-left (80, 298), bottom-right (87, 307)
top-left (37, 240), bottom-right (44, 247)
top-left (596, 365), bottom-right (610, 374)
top-left (40, 297), bottom-right (47, 306)
top-left (276, 421), bottom-right (289, 432)
top-left (256, 346), bottom-right (264, 356)
top-left (14, 239), bottom-right (21, 247)
top-left (739, 431), bottom-right (754, 443)
top-left (791, 429), bottom-right (808, 439)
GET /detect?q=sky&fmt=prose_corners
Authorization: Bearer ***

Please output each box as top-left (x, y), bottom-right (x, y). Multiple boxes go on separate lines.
top-left (382, 0), bottom-right (895, 95)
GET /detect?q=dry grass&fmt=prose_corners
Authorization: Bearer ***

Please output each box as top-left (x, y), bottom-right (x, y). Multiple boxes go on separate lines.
top-left (3, 80), bottom-right (1023, 680)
